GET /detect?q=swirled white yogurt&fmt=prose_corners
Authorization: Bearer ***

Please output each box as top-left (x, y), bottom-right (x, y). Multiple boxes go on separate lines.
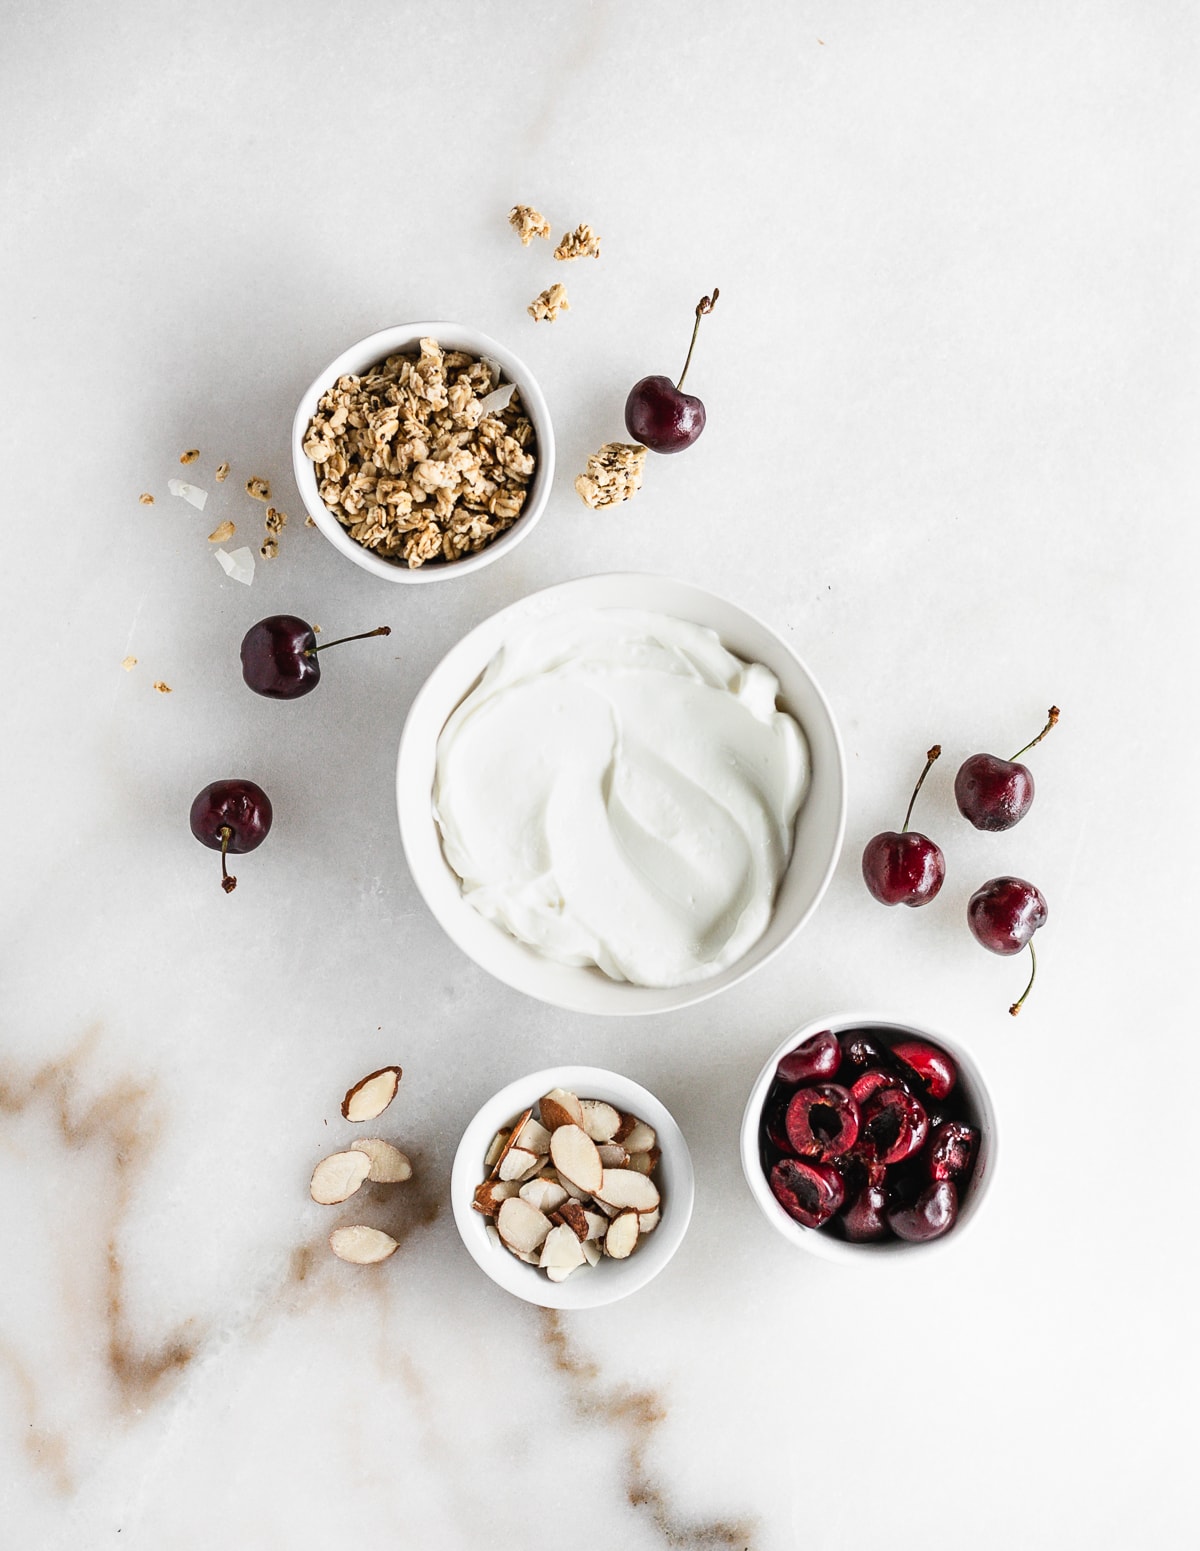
top-left (433, 609), bottom-right (809, 987)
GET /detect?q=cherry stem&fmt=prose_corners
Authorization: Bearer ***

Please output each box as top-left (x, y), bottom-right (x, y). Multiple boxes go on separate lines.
top-left (1010, 705), bottom-right (1060, 762)
top-left (305, 626), bottom-right (391, 657)
top-left (1009, 940), bottom-right (1037, 1016)
top-left (901, 745), bottom-right (941, 833)
top-left (219, 826), bottom-right (237, 894)
top-left (676, 288), bottom-right (720, 391)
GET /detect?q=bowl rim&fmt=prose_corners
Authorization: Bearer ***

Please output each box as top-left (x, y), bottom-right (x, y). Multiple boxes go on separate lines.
top-left (739, 1011), bottom-right (998, 1261)
top-left (290, 319), bottom-right (556, 584)
top-left (396, 570), bottom-right (848, 1015)
top-left (450, 1064), bottom-right (695, 1309)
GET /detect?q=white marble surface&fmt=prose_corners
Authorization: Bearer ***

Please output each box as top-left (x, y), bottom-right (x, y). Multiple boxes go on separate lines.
top-left (2, 3), bottom-right (1197, 1546)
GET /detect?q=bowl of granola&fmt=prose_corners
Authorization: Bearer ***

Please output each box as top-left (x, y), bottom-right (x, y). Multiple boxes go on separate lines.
top-left (292, 322), bottom-right (554, 582)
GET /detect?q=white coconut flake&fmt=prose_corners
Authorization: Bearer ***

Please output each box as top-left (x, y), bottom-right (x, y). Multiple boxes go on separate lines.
top-left (477, 382), bottom-right (516, 417)
top-left (214, 546), bottom-right (255, 585)
top-left (481, 355), bottom-right (504, 390)
top-left (167, 478), bottom-right (209, 511)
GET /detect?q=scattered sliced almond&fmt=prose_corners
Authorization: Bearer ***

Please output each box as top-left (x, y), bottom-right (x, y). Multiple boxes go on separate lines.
top-left (605, 1209), bottom-right (640, 1260)
top-left (497, 1146), bottom-right (540, 1182)
top-left (594, 1169), bottom-right (660, 1213)
top-left (520, 1177), bottom-right (569, 1215)
top-left (622, 1120), bottom-right (657, 1153)
top-left (539, 1089), bottom-right (585, 1131)
top-left (310, 1149), bottom-right (372, 1205)
top-left (207, 519), bottom-right (236, 543)
top-left (514, 1116), bottom-right (551, 1155)
top-left (580, 1099), bottom-right (620, 1143)
top-left (474, 1178), bottom-right (519, 1216)
top-left (329, 1225), bottom-right (398, 1264)
top-left (597, 1143), bottom-right (629, 1169)
top-left (342, 1066), bottom-right (402, 1122)
top-left (550, 1125), bottom-right (603, 1195)
top-left (497, 1196), bottom-right (553, 1256)
top-left (350, 1137), bottom-right (412, 1183)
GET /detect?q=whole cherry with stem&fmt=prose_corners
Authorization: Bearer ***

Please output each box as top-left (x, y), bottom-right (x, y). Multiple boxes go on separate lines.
top-left (967, 875), bottom-right (1048, 1015)
top-left (955, 706), bottom-right (1060, 831)
top-left (862, 746), bottom-right (946, 906)
top-left (241, 616), bottom-right (391, 699)
top-left (189, 779), bottom-right (272, 894)
top-left (624, 289), bottom-right (720, 453)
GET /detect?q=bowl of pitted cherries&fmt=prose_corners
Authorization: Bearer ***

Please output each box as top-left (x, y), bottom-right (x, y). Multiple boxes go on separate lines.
top-left (740, 1014), bottom-right (996, 1258)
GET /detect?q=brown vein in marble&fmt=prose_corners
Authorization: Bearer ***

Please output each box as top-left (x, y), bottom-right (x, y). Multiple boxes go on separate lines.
top-left (0, 1340), bottom-right (73, 1495)
top-left (538, 1310), bottom-right (757, 1549)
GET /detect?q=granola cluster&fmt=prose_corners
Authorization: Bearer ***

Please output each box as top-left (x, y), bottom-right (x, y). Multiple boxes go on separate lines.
top-left (302, 338), bottom-right (536, 568)
top-left (554, 223), bottom-right (601, 262)
top-left (574, 442), bottom-right (648, 509)
top-left (508, 204), bottom-right (551, 245)
top-left (528, 283), bottom-right (570, 322)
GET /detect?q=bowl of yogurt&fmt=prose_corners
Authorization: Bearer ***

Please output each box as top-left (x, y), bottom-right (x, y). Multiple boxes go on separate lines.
top-left (397, 573), bottom-right (847, 1015)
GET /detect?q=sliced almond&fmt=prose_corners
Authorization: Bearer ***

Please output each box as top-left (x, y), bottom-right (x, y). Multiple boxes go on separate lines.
top-left (594, 1169), bottom-right (660, 1213)
top-left (342, 1066), bottom-right (402, 1122)
top-left (484, 1128), bottom-right (510, 1170)
top-left (329, 1225), bottom-right (398, 1264)
top-left (498, 1146), bottom-right (540, 1182)
top-left (613, 1112), bottom-right (638, 1144)
top-left (556, 1199), bottom-right (590, 1242)
top-left (622, 1120), bottom-right (657, 1153)
top-left (519, 1177), bottom-right (569, 1215)
top-left (496, 1196), bottom-right (554, 1256)
top-left (490, 1107), bottom-right (533, 1176)
top-left (627, 1147), bottom-right (660, 1176)
top-left (473, 1178), bottom-right (519, 1216)
top-left (539, 1088), bottom-right (586, 1131)
top-left (605, 1209), bottom-right (640, 1260)
top-left (638, 1207), bottom-right (661, 1234)
top-left (597, 1143), bottom-right (629, 1168)
top-left (582, 1239), bottom-right (602, 1267)
top-left (309, 1149), bottom-right (371, 1205)
top-left (580, 1099), bottom-right (621, 1143)
top-left (513, 1247), bottom-right (542, 1265)
top-left (485, 1222), bottom-right (502, 1250)
top-left (514, 1116), bottom-right (551, 1155)
top-left (549, 1124), bottom-right (602, 1195)
top-left (539, 1222), bottom-right (586, 1281)
top-left (583, 1209), bottom-right (609, 1241)
top-left (350, 1137), bottom-right (412, 1183)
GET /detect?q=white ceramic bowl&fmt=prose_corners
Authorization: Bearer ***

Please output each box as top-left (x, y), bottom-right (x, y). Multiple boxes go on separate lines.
top-left (740, 1013), bottom-right (997, 1260)
top-left (291, 321), bottom-right (555, 583)
top-left (396, 572), bottom-right (847, 1015)
top-left (451, 1066), bottom-right (694, 1309)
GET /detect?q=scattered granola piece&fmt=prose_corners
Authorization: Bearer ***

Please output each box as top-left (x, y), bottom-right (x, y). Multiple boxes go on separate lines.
top-left (245, 477), bottom-right (271, 502)
top-left (553, 223), bottom-right (601, 261)
top-left (180, 449), bottom-right (200, 465)
top-left (574, 443), bottom-right (647, 509)
top-left (152, 680), bottom-right (172, 694)
top-left (215, 462), bottom-right (230, 482)
top-left (528, 283), bottom-right (569, 322)
top-left (121, 656), bottom-right (137, 672)
top-left (138, 492), bottom-right (155, 506)
top-left (260, 539), bottom-right (277, 560)
top-left (261, 506), bottom-right (287, 558)
top-left (304, 514), bottom-right (316, 527)
top-left (207, 519), bottom-right (236, 543)
top-left (508, 204), bottom-right (551, 245)
top-left (167, 478), bottom-right (208, 511)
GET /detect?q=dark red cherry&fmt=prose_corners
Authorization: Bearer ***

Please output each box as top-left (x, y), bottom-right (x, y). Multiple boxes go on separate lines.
top-left (842, 1181), bottom-right (891, 1242)
top-left (955, 707), bottom-right (1059, 831)
top-left (888, 1180), bottom-right (958, 1242)
top-left (849, 1069), bottom-right (904, 1106)
top-left (769, 1157), bottom-right (844, 1229)
top-left (240, 615), bottom-right (391, 699)
top-left (189, 779), bottom-right (272, 894)
top-left (862, 745), bottom-right (946, 906)
top-left (891, 1039), bottom-right (957, 1100)
top-left (624, 289), bottom-right (718, 453)
top-left (929, 1122), bottom-right (978, 1184)
top-left (968, 875), bottom-right (1048, 1016)
top-left (859, 1086), bottom-right (928, 1166)
top-left (776, 1029), bottom-right (841, 1086)
top-left (784, 1085), bottom-right (860, 1160)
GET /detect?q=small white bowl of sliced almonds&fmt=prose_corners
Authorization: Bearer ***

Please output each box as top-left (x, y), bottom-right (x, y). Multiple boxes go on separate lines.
top-left (451, 1066), bottom-right (695, 1308)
